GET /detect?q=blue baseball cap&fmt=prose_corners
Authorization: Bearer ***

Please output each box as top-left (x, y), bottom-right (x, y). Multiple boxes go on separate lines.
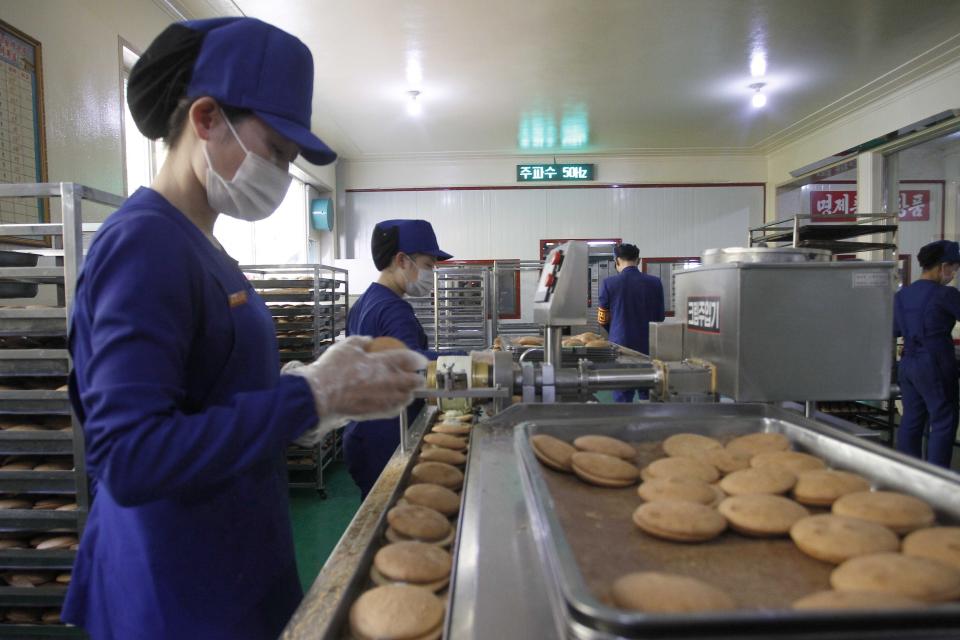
top-left (920, 240), bottom-right (960, 265)
top-left (371, 219), bottom-right (453, 270)
top-left (128, 17), bottom-right (336, 165)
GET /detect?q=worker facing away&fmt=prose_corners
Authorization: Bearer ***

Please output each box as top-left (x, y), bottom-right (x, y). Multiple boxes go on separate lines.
top-left (894, 239), bottom-right (960, 468)
top-left (597, 243), bottom-right (665, 402)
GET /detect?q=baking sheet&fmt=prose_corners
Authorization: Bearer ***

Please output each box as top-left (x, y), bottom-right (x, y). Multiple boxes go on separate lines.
top-left (542, 438), bottom-right (834, 611)
top-left (516, 409), bottom-right (960, 638)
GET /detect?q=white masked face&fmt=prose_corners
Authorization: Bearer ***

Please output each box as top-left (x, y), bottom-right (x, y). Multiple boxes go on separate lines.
top-left (401, 254), bottom-right (435, 297)
top-left (204, 112), bottom-right (293, 221)
top-left (941, 263), bottom-right (959, 285)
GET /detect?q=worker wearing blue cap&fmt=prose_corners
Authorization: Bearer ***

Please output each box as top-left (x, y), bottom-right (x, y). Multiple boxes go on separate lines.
top-left (597, 243), bottom-right (665, 401)
top-left (64, 18), bottom-right (427, 639)
top-left (344, 220), bottom-right (453, 497)
top-left (894, 239), bottom-right (960, 468)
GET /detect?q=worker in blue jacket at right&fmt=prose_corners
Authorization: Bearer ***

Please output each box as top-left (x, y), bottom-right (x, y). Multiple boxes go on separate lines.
top-left (597, 243), bottom-right (665, 402)
top-left (894, 239), bottom-right (960, 468)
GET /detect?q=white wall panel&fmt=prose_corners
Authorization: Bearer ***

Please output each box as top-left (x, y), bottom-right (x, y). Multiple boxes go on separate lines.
top-left (344, 191), bottom-right (418, 259)
top-left (486, 189), bottom-right (547, 259)
top-left (416, 190), bottom-right (491, 259)
top-left (344, 185), bottom-right (762, 293)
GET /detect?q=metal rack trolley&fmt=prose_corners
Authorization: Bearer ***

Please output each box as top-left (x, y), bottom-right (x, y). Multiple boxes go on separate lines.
top-left (240, 264), bottom-right (349, 364)
top-left (749, 213), bottom-right (899, 258)
top-left (413, 261), bottom-right (550, 351)
top-left (433, 266), bottom-right (490, 353)
top-left (411, 265), bottom-right (491, 353)
top-left (0, 182), bottom-right (122, 636)
top-left (489, 260), bottom-right (544, 341)
top-left (240, 264), bottom-right (349, 497)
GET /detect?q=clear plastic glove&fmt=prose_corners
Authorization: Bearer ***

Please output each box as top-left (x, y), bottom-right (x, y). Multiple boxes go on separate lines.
top-left (281, 360), bottom-right (349, 446)
top-left (284, 335), bottom-right (428, 430)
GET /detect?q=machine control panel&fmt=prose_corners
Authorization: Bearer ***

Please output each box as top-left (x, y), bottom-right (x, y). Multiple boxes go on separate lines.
top-left (533, 240), bottom-right (588, 326)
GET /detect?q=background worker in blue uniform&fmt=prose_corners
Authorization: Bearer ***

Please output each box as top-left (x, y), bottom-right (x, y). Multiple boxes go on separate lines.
top-left (344, 220), bottom-right (453, 498)
top-left (894, 239), bottom-right (960, 468)
top-left (64, 18), bottom-right (427, 640)
top-left (597, 243), bottom-right (665, 402)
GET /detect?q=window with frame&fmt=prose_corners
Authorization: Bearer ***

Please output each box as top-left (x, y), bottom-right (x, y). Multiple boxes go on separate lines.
top-left (119, 41), bottom-right (166, 196)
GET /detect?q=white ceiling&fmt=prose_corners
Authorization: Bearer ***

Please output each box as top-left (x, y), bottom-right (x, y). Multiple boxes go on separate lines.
top-left (172, 0), bottom-right (960, 161)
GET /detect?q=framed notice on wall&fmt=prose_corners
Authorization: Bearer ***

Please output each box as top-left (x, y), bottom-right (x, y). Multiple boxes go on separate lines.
top-left (0, 20), bottom-right (48, 233)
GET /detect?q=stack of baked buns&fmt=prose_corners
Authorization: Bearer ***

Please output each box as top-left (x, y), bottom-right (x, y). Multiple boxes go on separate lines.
top-left (531, 430), bottom-right (960, 613)
top-left (349, 405), bottom-right (473, 640)
top-left (561, 332), bottom-right (611, 349)
top-left (0, 422), bottom-right (78, 625)
top-left (509, 333), bottom-right (612, 350)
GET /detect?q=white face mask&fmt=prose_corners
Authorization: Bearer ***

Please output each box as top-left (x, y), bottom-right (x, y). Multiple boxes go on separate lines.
top-left (403, 258), bottom-right (435, 297)
top-left (204, 113), bottom-right (293, 222)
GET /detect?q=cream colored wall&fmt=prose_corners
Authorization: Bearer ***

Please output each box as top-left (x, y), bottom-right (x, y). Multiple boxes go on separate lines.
top-left (341, 154), bottom-right (766, 191)
top-left (0, 0), bottom-right (173, 220)
top-left (765, 58), bottom-right (960, 222)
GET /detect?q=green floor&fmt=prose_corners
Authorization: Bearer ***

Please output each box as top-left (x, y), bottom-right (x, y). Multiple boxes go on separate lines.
top-left (289, 461), bottom-right (360, 593)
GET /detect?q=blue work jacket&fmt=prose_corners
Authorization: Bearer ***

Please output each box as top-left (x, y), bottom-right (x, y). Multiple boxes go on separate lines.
top-left (598, 266), bottom-right (665, 354)
top-left (63, 188), bottom-right (318, 639)
top-left (342, 283), bottom-right (440, 496)
top-left (894, 279), bottom-right (960, 359)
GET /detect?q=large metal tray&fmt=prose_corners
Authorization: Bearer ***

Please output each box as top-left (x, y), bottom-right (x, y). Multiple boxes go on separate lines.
top-left (0, 392), bottom-right (70, 415)
top-left (0, 351), bottom-right (69, 377)
top-left (515, 405), bottom-right (960, 639)
top-left (0, 308), bottom-right (66, 338)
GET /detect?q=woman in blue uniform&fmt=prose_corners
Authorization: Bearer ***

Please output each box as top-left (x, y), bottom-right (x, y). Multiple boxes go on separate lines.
top-left (343, 220), bottom-right (452, 498)
top-left (64, 18), bottom-right (426, 639)
top-left (894, 239), bottom-right (960, 468)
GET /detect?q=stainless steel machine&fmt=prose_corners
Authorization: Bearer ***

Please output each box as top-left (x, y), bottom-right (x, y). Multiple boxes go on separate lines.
top-left (420, 244), bottom-right (898, 411)
top-left (420, 241), bottom-right (716, 413)
top-left (282, 245), bottom-right (958, 640)
top-left (674, 247), bottom-right (895, 402)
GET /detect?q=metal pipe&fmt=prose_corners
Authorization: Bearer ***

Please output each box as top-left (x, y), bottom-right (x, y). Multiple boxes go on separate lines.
top-left (489, 263), bottom-right (499, 344)
top-left (544, 327), bottom-right (562, 366)
top-left (804, 401), bottom-right (816, 418)
top-left (517, 347), bottom-right (542, 363)
top-left (399, 406), bottom-right (409, 454)
top-left (575, 367), bottom-right (661, 391)
top-left (432, 270), bottom-right (440, 352)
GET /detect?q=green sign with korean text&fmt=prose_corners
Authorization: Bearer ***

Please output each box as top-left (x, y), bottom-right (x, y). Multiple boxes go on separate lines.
top-left (516, 163), bottom-right (595, 182)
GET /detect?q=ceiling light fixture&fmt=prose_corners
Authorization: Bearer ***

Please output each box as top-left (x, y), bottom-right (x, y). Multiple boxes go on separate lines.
top-left (750, 51), bottom-right (767, 78)
top-left (749, 82), bottom-right (767, 108)
top-left (406, 58), bottom-right (423, 88)
top-left (406, 90), bottom-right (422, 116)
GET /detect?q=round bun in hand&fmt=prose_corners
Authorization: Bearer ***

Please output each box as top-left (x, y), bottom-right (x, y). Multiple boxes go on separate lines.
top-left (366, 336), bottom-right (408, 352)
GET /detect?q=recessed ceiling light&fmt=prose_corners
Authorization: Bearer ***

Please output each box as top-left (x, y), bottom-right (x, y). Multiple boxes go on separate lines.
top-left (406, 52), bottom-right (423, 89)
top-left (406, 90), bottom-right (422, 116)
top-left (749, 82), bottom-right (767, 108)
top-left (750, 51), bottom-right (767, 78)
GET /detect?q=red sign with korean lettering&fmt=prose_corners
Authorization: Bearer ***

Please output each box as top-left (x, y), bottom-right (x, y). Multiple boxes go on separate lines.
top-left (810, 189), bottom-right (931, 222)
top-left (810, 191), bottom-right (857, 222)
top-left (898, 190), bottom-right (930, 221)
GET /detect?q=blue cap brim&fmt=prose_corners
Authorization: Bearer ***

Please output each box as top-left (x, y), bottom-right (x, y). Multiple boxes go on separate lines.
top-left (433, 249), bottom-right (453, 261)
top-left (257, 111), bottom-right (337, 166)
